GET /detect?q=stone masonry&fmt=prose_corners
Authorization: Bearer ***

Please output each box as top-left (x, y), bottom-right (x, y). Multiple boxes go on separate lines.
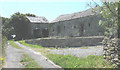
top-left (25, 36), bottom-right (104, 47)
top-left (103, 37), bottom-right (120, 67)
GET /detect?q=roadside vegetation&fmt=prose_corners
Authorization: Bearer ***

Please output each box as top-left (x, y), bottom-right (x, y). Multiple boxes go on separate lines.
top-left (8, 40), bottom-right (22, 49)
top-left (18, 40), bottom-right (43, 48)
top-left (18, 40), bottom-right (50, 55)
top-left (20, 54), bottom-right (40, 68)
top-left (0, 37), bottom-right (7, 69)
top-left (47, 54), bottom-right (113, 68)
top-left (18, 40), bottom-right (114, 68)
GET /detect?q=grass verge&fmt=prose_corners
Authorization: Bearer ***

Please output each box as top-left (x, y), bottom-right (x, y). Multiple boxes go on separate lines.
top-left (20, 54), bottom-right (40, 68)
top-left (46, 54), bottom-right (114, 68)
top-left (0, 37), bottom-right (7, 69)
top-left (8, 40), bottom-right (22, 49)
top-left (18, 40), bottom-right (43, 48)
top-left (18, 40), bottom-right (50, 56)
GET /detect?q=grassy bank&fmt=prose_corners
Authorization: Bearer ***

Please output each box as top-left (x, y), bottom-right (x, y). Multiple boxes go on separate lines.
top-left (18, 40), bottom-right (43, 48)
top-left (18, 40), bottom-right (50, 55)
top-left (20, 54), bottom-right (40, 68)
top-left (8, 40), bottom-right (22, 49)
top-left (18, 40), bottom-right (114, 68)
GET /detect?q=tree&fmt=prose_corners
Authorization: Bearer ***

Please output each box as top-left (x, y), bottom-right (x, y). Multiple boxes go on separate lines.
top-left (9, 12), bottom-right (30, 40)
top-left (88, 1), bottom-right (119, 38)
top-left (2, 17), bottom-right (13, 39)
top-left (25, 13), bottom-right (36, 17)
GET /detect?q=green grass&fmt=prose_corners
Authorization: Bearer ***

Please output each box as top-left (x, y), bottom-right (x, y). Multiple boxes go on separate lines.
top-left (46, 54), bottom-right (114, 68)
top-left (18, 40), bottom-right (43, 48)
top-left (20, 54), bottom-right (40, 68)
top-left (8, 40), bottom-right (22, 49)
top-left (0, 62), bottom-right (1, 67)
top-left (18, 40), bottom-right (50, 56)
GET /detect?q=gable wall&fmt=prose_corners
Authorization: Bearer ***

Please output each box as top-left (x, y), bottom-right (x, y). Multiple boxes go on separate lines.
top-left (29, 23), bottom-right (49, 38)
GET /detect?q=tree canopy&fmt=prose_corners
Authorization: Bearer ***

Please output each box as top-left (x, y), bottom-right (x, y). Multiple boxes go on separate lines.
top-left (2, 12), bottom-right (36, 40)
top-left (88, 2), bottom-right (119, 38)
top-left (2, 17), bottom-right (13, 39)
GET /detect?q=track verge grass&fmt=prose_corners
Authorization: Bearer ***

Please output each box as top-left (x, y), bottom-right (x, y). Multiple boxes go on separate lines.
top-left (20, 54), bottom-right (41, 68)
top-left (8, 40), bottom-right (22, 49)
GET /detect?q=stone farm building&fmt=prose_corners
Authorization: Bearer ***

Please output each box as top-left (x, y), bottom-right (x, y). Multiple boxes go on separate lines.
top-left (26, 16), bottom-right (49, 38)
top-left (24, 9), bottom-right (105, 47)
top-left (49, 9), bottom-right (104, 37)
top-left (19, 9), bottom-right (104, 40)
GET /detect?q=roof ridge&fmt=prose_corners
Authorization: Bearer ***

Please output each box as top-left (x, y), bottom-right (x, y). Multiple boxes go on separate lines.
top-left (26, 16), bottom-right (49, 23)
top-left (51, 8), bottom-right (94, 23)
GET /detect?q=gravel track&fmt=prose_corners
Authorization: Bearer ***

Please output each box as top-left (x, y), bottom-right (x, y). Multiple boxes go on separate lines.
top-left (3, 42), bottom-right (61, 68)
top-left (14, 42), bottom-right (61, 68)
top-left (50, 45), bottom-right (103, 58)
top-left (3, 43), bottom-right (24, 68)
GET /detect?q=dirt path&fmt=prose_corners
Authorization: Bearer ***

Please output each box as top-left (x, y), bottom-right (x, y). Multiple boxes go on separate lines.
top-left (3, 43), bottom-right (24, 68)
top-left (3, 42), bottom-right (61, 68)
top-left (14, 42), bottom-right (61, 68)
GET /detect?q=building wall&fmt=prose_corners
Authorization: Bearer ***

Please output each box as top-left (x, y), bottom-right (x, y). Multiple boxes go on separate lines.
top-left (29, 23), bottom-right (49, 38)
top-left (50, 15), bottom-right (104, 37)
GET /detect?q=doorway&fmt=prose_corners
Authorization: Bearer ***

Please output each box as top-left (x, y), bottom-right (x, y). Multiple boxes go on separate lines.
top-left (42, 28), bottom-right (49, 37)
top-left (33, 29), bottom-right (41, 38)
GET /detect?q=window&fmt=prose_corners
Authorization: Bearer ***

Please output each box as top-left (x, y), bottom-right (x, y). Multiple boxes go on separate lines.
top-left (53, 29), bottom-right (54, 32)
top-left (57, 26), bottom-right (60, 33)
top-left (74, 26), bottom-right (76, 28)
top-left (64, 26), bottom-right (65, 29)
top-left (88, 23), bottom-right (90, 27)
top-left (72, 25), bottom-right (76, 29)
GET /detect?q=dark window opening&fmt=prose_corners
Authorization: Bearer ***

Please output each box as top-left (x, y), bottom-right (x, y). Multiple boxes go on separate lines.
top-left (42, 28), bottom-right (49, 37)
top-left (79, 24), bottom-right (84, 36)
top-left (72, 25), bottom-right (76, 29)
top-left (57, 26), bottom-right (60, 33)
top-left (74, 26), bottom-right (76, 28)
top-left (33, 29), bottom-right (41, 38)
top-left (89, 23), bottom-right (90, 27)
top-left (64, 26), bottom-right (65, 29)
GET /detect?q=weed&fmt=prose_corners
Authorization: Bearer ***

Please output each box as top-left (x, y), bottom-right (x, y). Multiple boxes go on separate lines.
top-left (20, 54), bottom-right (40, 68)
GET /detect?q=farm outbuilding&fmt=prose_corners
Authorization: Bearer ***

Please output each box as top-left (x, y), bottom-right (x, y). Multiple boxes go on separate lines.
top-left (26, 16), bottom-right (49, 38)
top-left (49, 9), bottom-right (104, 37)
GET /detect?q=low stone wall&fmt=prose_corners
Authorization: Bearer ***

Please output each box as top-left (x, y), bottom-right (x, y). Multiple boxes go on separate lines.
top-left (25, 36), bottom-right (104, 47)
top-left (103, 37), bottom-right (120, 67)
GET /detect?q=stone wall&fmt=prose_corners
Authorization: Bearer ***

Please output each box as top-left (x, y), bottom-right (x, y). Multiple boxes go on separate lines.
top-left (25, 36), bottom-right (104, 47)
top-left (103, 37), bottom-right (120, 67)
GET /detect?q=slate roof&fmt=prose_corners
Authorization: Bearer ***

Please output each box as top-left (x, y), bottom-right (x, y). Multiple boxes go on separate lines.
top-left (26, 16), bottom-right (49, 23)
top-left (52, 8), bottom-right (97, 23)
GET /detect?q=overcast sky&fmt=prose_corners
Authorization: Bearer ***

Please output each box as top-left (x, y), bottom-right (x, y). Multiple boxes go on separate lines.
top-left (0, 0), bottom-right (102, 21)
